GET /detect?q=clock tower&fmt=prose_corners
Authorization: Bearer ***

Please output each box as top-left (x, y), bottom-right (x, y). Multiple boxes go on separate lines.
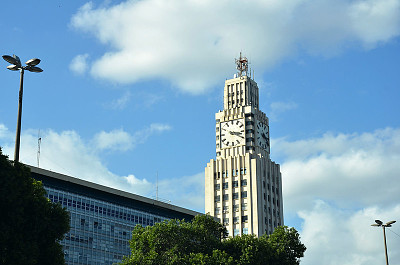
top-left (205, 53), bottom-right (283, 237)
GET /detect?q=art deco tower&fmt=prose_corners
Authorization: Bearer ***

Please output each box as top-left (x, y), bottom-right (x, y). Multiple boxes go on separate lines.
top-left (205, 54), bottom-right (283, 237)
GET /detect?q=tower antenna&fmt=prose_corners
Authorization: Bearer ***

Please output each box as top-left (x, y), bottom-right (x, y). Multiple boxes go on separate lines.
top-left (235, 52), bottom-right (248, 77)
top-left (37, 130), bottom-right (41, 168)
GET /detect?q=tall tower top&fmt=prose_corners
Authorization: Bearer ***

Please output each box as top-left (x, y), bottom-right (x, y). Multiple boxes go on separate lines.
top-left (235, 52), bottom-right (248, 77)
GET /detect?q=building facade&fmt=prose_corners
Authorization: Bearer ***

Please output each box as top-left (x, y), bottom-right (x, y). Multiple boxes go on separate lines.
top-left (205, 54), bottom-right (284, 237)
top-left (29, 166), bottom-right (199, 265)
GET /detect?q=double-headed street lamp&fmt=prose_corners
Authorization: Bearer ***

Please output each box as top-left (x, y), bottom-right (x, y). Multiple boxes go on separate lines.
top-left (371, 219), bottom-right (396, 265)
top-left (2, 54), bottom-right (43, 163)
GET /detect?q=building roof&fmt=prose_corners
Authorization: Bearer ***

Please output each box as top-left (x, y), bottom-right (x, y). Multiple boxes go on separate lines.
top-left (28, 165), bottom-right (201, 220)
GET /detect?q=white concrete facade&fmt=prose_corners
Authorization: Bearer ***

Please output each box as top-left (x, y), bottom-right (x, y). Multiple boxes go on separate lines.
top-left (205, 74), bottom-right (283, 237)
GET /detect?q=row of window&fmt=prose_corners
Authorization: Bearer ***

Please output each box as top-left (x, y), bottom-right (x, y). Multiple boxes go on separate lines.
top-left (223, 215), bottom-right (248, 225)
top-left (265, 217), bottom-right (281, 227)
top-left (214, 168), bottom-right (247, 179)
top-left (215, 191), bottom-right (248, 202)
top-left (262, 181), bottom-right (280, 195)
top-left (227, 90), bottom-right (244, 97)
top-left (215, 203), bottom-right (247, 214)
top-left (228, 99), bottom-right (244, 105)
top-left (215, 179), bottom-right (247, 190)
top-left (264, 205), bottom-right (281, 218)
top-left (234, 227), bottom-right (248, 236)
top-left (48, 194), bottom-right (156, 226)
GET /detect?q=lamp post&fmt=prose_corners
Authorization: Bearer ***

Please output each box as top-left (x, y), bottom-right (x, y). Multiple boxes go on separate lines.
top-left (2, 54), bottom-right (43, 163)
top-left (371, 219), bottom-right (396, 265)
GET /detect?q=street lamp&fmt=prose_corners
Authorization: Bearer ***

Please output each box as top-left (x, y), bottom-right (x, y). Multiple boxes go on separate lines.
top-left (371, 219), bottom-right (396, 265)
top-left (2, 54), bottom-right (43, 163)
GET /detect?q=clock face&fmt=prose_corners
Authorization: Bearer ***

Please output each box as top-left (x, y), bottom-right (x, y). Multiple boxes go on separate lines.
top-left (220, 119), bottom-right (245, 148)
top-left (256, 121), bottom-right (269, 150)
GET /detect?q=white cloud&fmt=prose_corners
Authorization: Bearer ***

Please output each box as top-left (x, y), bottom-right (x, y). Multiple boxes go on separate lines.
top-left (0, 123), bottom-right (199, 212)
top-left (92, 123), bottom-right (171, 152)
top-left (70, 0), bottom-right (400, 94)
top-left (132, 123), bottom-right (172, 146)
top-left (107, 91), bottom-right (131, 110)
top-left (276, 127), bottom-right (400, 265)
top-left (0, 124), bottom-right (170, 197)
top-left (69, 53), bottom-right (90, 75)
top-left (299, 202), bottom-right (400, 265)
top-left (158, 172), bottom-right (205, 213)
top-left (93, 129), bottom-right (133, 151)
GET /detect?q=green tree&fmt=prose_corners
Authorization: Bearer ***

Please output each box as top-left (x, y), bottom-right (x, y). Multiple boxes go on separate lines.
top-left (120, 214), bottom-right (306, 265)
top-left (0, 148), bottom-right (70, 265)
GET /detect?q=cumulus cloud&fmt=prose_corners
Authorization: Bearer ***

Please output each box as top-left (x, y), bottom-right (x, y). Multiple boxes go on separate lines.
top-left (70, 0), bottom-right (400, 93)
top-left (276, 127), bottom-right (400, 265)
top-left (92, 123), bottom-right (171, 152)
top-left (158, 172), bottom-right (205, 212)
top-left (69, 53), bottom-right (90, 75)
top-left (0, 123), bottom-right (204, 212)
top-left (93, 129), bottom-right (133, 151)
top-left (0, 124), bottom-right (171, 197)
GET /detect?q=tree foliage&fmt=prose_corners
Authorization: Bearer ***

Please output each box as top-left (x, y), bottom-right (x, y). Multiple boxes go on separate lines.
top-left (120, 214), bottom-right (306, 265)
top-left (0, 148), bottom-right (70, 265)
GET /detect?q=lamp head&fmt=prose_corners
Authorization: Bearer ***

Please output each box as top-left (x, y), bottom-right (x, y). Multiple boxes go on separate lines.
top-left (25, 58), bottom-right (41, 66)
top-left (3, 55), bottom-right (21, 67)
top-left (386, 221), bottom-right (396, 226)
top-left (375, 220), bottom-right (383, 225)
top-left (6, 65), bottom-right (20, 71)
top-left (26, 66), bottom-right (43, 73)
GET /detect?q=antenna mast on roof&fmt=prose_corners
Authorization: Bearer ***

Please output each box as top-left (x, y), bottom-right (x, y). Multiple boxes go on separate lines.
top-left (37, 130), bottom-right (41, 168)
top-left (156, 171), bottom-right (159, 201)
top-left (235, 52), bottom-right (248, 77)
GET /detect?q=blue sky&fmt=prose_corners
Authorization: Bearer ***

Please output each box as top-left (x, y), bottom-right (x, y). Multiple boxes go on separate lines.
top-left (1, 0), bottom-right (400, 264)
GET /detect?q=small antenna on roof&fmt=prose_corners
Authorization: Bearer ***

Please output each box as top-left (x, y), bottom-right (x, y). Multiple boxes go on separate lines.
top-left (37, 130), bottom-right (41, 168)
top-left (156, 171), bottom-right (159, 201)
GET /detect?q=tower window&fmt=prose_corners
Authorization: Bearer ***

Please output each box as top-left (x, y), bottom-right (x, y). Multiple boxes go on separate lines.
top-left (215, 207), bottom-right (220, 214)
top-left (222, 182), bottom-right (229, 189)
top-left (233, 205), bottom-right (239, 212)
top-left (232, 180), bottom-right (238, 188)
top-left (242, 215), bottom-right (248, 222)
top-left (215, 195), bottom-right (220, 202)
top-left (223, 205), bottom-right (229, 213)
top-left (241, 179), bottom-right (247, 186)
top-left (241, 191), bottom-right (247, 198)
top-left (215, 184), bottom-right (220, 190)
top-left (223, 194), bottom-right (229, 201)
top-left (233, 192), bottom-right (239, 200)
top-left (242, 203), bottom-right (247, 211)
top-left (223, 218), bottom-right (229, 225)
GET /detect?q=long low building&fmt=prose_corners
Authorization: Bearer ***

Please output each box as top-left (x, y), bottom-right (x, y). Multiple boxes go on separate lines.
top-left (28, 165), bottom-right (200, 265)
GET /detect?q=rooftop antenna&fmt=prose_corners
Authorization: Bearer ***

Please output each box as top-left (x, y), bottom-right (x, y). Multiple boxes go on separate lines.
top-left (235, 52), bottom-right (248, 77)
top-left (37, 130), bottom-right (41, 167)
top-left (156, 171), bottom-right (159, 201)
